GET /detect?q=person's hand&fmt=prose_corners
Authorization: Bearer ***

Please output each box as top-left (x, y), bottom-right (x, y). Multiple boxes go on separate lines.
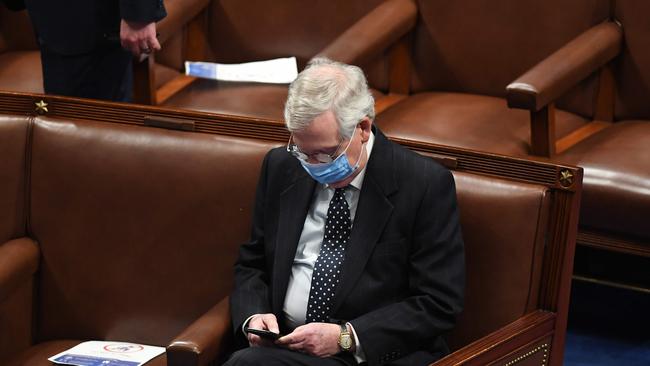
top-left (276, 322), bottom-right (341, 357)
top-left (120, 20), bottom-right (161, 57)
top-left (247, 313), bottom-right (280, 347)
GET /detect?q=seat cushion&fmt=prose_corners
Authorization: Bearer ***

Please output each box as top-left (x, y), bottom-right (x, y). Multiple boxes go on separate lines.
top-left (557, 121), bottom-right (650, 240)
top-left (6, 340), bottom-right (166, 366)
top-left (162, 78), bottom-right (386, 121)
top-left (0, 51), bottom-right (43, 93)
top-left (374, 92), bottom-right (589, 156)
top-left (161, 78), bottom-right (290, 120)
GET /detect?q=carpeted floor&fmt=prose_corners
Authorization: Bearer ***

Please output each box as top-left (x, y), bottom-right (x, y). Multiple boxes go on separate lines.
top-left (564, 281), bottom-right (650, 365)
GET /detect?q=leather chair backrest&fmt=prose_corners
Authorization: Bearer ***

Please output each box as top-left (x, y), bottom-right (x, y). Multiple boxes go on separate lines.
top-left (0, 8), bottom-right (38, 53)
top-left (0, 115), bottom-right (29, 242)
top-left (205, 0), bottom-right (388, 91)
top-left (29, 116), bottom-right (281, 345)
top-left (447, 171), bottom-right (549, 350)
top-left (613, 0), bottom-right (650, 120)
top-left (411, 0), bottom-right (610, 118)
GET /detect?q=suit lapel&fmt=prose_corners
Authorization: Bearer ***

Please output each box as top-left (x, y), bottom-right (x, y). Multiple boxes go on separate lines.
top-left (272, 166), bottom-right (316, 314)
top-left (331, 129), bottom-right (398, 314)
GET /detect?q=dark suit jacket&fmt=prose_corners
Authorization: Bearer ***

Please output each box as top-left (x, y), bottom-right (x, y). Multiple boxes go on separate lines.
top-left (231, 128), bottom-right (465, 366)
top-left (23, 0), bottom-right (166, 54)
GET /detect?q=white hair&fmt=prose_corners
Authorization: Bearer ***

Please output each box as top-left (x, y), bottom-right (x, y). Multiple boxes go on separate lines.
top-left (284, 57), bottom-right (375, 139)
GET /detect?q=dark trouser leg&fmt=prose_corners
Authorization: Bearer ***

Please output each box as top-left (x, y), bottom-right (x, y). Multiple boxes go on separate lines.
top-left (223, 347), bottom-right (356, 366)
top-left (39, 43), bottom-right (133, 102)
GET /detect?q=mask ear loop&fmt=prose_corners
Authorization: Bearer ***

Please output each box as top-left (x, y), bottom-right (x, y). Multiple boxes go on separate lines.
top-left (350, 138), bottom-right (367, 172)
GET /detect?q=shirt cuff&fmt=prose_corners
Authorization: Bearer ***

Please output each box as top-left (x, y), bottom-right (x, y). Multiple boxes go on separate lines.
top-left (242, 314), bottom-right (256, 335)
top-left (346, 322), bottom-right (367, 363)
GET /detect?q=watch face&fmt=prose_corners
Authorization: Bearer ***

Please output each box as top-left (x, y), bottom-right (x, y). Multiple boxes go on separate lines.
top-left (340, 335), bottom-right (352, 349)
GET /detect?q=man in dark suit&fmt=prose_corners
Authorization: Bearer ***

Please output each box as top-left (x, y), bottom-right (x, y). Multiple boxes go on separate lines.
top-left (227, 58), bottom-right (465, 366)
top-left (18, 0), bottom-right (166, 101)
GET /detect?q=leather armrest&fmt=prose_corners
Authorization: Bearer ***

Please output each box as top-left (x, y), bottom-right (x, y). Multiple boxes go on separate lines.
top-left (507, 21), bottom-right (622, 111)
top-left (166, 296), bottom-right (232, 366)
top-left (316, 0), bottom-right (417, 66)
top-left (432, 311), bottom-right (556, 365)
top-left (156, 0), bottom-right (211, 45)
top-left (0, 237), bottom-right (39, 304)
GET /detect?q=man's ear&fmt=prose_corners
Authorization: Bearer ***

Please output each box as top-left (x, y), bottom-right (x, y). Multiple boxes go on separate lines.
top-left (359, 117), bottom-right (372, 142)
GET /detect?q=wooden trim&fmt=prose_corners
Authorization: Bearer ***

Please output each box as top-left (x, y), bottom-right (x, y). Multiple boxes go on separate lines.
top-left (555, 121), bottom-right (611, 154)
top-left (593, 65), bottom-right (615, 122)
top-left (530, 104), bottom-right (556, 157)
top-left (538, 183), bottom-right (582, 364)
top-left (490, 336), bottom-right (552, 366)
top-left (433, 311), bottom-right (555, 365)
top-left (0, 91), bottom-right (583, 193)
top-left (578, 230), bottom-right (650, 257)
top-left (156, 75), bottom-right (198, 105)
top-left (132, 55), bottom-right (157, 105)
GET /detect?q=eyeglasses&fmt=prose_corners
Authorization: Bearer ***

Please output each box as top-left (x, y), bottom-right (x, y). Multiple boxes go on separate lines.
top-left (286, 134), bottom-right (348, 164)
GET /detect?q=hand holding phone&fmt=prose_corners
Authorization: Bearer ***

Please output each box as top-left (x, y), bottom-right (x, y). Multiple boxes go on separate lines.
top-left (245, 327), bottom-right (282, 341)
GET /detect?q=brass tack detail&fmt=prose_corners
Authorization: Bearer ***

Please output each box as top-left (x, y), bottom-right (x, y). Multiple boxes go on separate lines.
top-left (503, 343), bottom-right (549, 366)
top-left (35, 100), bottom-right (49, 114)
top-left (559, 169), bottom-right (574, 187)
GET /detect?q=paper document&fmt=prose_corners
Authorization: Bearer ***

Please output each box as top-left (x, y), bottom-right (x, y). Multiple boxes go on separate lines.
top-left (185, 57), bottom-right (298, 84)
top-left (48, 341), bottom-right (165, 366)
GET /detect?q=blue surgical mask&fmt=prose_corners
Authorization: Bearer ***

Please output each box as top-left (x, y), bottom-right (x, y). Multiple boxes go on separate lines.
top-left (298, 130), bottom-right (365, 185)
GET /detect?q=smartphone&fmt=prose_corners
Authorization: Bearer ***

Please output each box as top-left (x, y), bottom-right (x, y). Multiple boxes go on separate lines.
top-left (245, 327), bottom-right (282, 340)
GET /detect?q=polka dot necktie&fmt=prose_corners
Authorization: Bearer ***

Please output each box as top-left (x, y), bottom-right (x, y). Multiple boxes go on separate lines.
top-left (306, 187), bottom-right (351, 323)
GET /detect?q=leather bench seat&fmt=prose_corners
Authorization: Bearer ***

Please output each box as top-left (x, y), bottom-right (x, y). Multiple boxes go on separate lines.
top-left (0, 98), bottom-right (581, 365)
top-left (375, 92), bottom-right (589, 156)
top-left (558, 121), bottom-right (650, 241)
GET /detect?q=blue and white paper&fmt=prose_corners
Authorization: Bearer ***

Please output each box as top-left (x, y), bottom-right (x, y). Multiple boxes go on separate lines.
top-left (49, 341), bottom-right (165, 366)
top-left (185, 57), bottom-right (298, 84)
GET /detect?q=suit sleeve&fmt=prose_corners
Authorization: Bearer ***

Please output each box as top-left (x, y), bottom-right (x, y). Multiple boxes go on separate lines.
top-left (119, 0), bottom-right (166, 23)
top-left (229, 151), bottom-right (274, 344)
top-left (350, 168), bottom-right (465, 365)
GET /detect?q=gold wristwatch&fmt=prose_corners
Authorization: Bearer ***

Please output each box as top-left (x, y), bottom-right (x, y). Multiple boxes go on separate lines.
top-left (338, 324), bottom-right (353, 351)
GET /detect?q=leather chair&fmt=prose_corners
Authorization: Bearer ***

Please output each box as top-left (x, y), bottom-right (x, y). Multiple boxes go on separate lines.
top-left (544, 0), bottom-right (650, 258)
top-left (374, 0), bottom-right (616, 157)
top-left (158, 0), bottom-right (417, 121)
top-left (0, 92), bottom-right (581, 365)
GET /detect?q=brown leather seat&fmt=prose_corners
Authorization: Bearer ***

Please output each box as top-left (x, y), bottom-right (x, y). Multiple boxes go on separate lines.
top-left (160, 0), bottom-right (416, 120)
top-left (374, 0), bottom-right (611, 157)
top-left (553, 0), bottom-right (650, 249)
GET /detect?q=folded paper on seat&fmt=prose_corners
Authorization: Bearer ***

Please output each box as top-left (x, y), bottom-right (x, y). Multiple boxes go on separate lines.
top-left (185, 57), bottom-right (298, 84)
top-left (49, 341), bottom-right (165, 366)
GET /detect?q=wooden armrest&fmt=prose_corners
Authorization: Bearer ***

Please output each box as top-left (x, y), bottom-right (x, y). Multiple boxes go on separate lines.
top-left (433, 310), bottom-right (556, 365)
top-left (156, 0), bottom-right (210, 45)
top-left (507, 22), bottom-right (622, 112)
top-left (316, 0), bottom-right (417, 66)
top-left (0, 237), bottom-right (39, 304)
top-left (166, 296), bottom-right (232, 366)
